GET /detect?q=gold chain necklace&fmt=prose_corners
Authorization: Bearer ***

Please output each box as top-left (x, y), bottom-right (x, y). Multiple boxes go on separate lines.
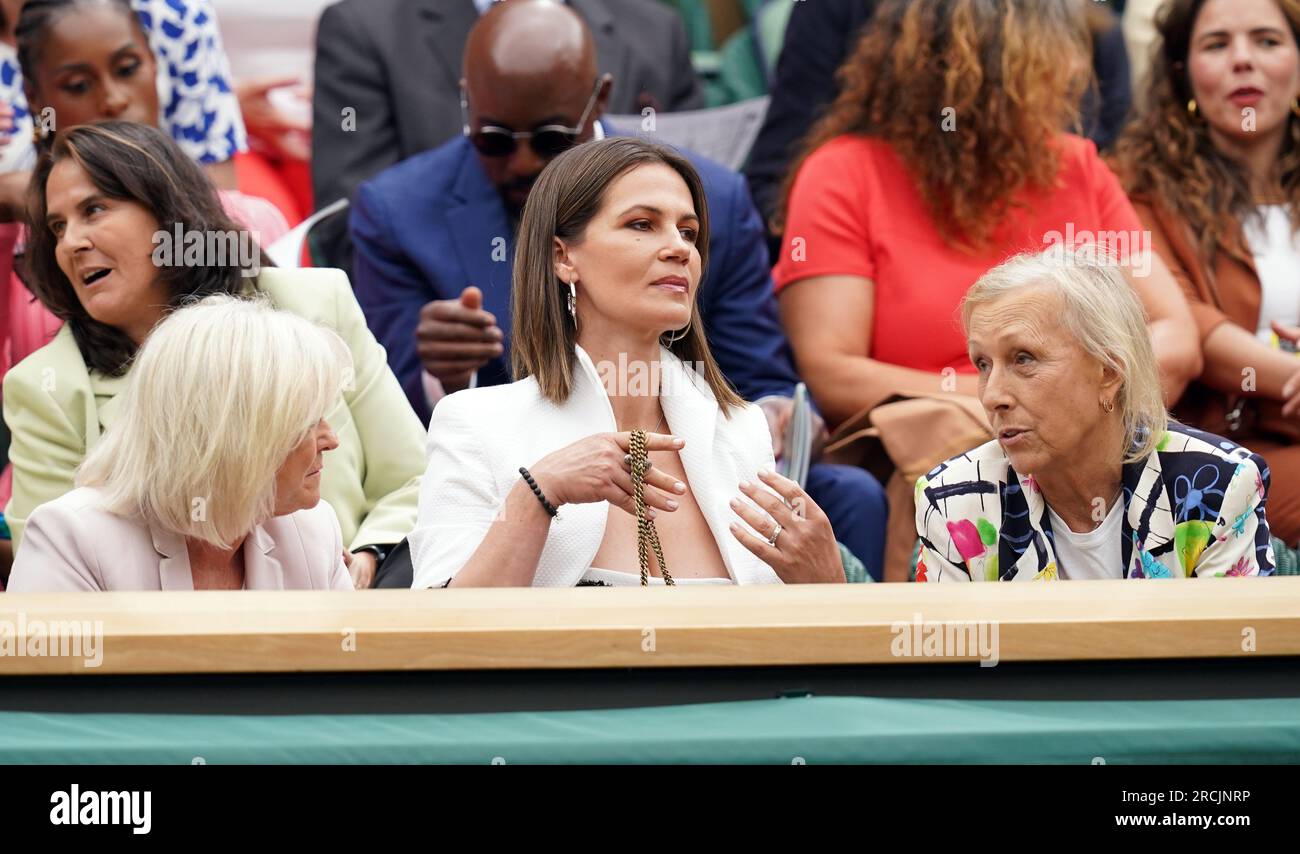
top-left (629, 428), bottom-right (674, 586)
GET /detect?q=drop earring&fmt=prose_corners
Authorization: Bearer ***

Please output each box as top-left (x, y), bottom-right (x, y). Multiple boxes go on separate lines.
top-left (566, 275), bottom-right (578, 325)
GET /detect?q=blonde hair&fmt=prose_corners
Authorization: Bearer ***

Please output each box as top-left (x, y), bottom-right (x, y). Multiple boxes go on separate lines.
top-left (961, 244), bottom-right (1169, 464)
top-left (77, 295), bottom-right (352, 548)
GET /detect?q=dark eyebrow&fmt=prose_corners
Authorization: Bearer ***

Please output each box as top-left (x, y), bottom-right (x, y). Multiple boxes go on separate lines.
top-left (46, 193), bottom-right (106, 226)
top-left (51, 42), bottom-right (143, 75)
top-left (51, 61), bottom-right (94, 76)
top-left (1198, 27), bottom-right (1288, 40)
top-left (617, 204), bottom-right (699, 222)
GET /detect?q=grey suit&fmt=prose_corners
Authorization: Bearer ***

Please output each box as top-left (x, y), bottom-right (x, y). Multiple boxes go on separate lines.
top-left (310, 0), bottom-right (704, 271)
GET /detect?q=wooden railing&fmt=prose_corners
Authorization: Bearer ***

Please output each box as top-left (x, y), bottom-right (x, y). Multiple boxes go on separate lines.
top-left (0, 578), bottom-right (1297, 675)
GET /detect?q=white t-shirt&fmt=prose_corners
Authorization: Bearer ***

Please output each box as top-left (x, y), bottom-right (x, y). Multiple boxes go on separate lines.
top-left (1242, 204), bottom-right (1300, 343)
top-left (1046, 498), bottom-right (1124, 580)
top-left (580, 567), bottom-right (733, 586)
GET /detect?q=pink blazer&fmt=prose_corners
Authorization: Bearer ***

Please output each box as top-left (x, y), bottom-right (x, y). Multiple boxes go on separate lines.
top-left (6, 487), bottom-right (354, 591)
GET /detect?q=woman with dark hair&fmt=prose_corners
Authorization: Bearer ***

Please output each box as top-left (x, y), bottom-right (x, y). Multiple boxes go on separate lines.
top-left (3, 121), bottom-right (424, 588)
top-left (9, 0), bottom-right (247, 180)
top-left (769, 0), bottom-right (1202, 579)
top-left (1115, 0), bottom-right (1300, 545)
top-left (0, 0), bottom-right (285, 403)
top-left (409, 137), bottom-right (846, 588)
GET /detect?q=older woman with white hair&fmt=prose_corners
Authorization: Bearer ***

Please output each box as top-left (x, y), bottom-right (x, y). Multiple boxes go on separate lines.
top-left (7, 296), bottom-right (356, 591)
top-left (916, 245), bottom-right (1275, 580)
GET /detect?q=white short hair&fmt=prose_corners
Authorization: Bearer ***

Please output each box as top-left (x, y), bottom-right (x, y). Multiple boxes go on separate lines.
top-left (961, 244), bottom-right (1169, 464)
top-left (77, 295), bottom-right (352, 548)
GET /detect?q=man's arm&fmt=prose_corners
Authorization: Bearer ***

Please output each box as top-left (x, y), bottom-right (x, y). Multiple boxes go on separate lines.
top-left (350, 180), bottom-right (437, 420)
top-left (311, 1), bottom-right (401, 268)
top-left (698, 170), bottom-right (799, 403)
top-left (744, 0), bottom-right (874, 229)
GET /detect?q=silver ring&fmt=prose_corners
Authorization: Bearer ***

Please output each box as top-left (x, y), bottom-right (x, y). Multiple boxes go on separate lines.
top-left (767, 522), bottom-right (783, 547)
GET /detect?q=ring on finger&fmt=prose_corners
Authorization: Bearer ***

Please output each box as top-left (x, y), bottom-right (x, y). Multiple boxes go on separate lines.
top-left (767, 522), bottom-right (783, 548)
top-left (623, 453), bottom-right (652, 471)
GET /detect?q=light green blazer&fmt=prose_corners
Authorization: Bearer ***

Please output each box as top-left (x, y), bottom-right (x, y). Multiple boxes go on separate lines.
top-left (2, 267), bottom-right (426, 552)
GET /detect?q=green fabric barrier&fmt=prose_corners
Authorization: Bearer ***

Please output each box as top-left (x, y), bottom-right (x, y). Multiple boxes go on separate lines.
top-left (1, 696), bottom-right (1298, 764)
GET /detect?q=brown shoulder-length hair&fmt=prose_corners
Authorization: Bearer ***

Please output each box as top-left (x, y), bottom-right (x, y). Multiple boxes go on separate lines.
top-left (512, 137), bottom-right (744, 413)
top-left (775, 0), bottom-right (1091, 248)
top-left (24, 121), bottom-right (267, 377)
top-left (1114, 0), bottom-right (1300, 272)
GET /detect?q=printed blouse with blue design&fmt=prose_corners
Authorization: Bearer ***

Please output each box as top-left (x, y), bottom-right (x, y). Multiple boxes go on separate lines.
top-left (915, 422), bottom-right (1275, 581)
top-left (0, 0), bottom-right (245, 167)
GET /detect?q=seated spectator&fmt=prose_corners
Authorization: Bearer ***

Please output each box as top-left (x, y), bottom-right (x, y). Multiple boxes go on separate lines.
top-left (411, 137), bottom-right (846, 588)
top-left (0, 0), bottom-right (291, 381)
top-left (772, 0), bottom-right (1201, 579)
top-left (745, 0), bottom-right (1132, 240)
top-left (1115, 0), bottom-right (1300, 545)
top-left (7, 296), bottom-right (355, 591)
top-left (14, 0), bottom-right (286, 238)
top-left (311, 0), bottom-right (704, 272)
top-left (351, 0), bottom-right (887, 579)
top-left (916, 246), bottom-right (1274, 581)
top-left (0, 0), bottom-right (249, 196)
top-left (3, 122), bottom-right (425, 588)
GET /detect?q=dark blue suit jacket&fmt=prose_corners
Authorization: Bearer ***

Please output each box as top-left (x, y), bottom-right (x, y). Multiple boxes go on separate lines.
top-left (351, 125), bottom-right (801, 423)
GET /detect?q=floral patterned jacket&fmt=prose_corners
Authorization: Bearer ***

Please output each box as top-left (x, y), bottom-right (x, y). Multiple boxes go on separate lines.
top-left (915, 423), bottom-right (1274, 581)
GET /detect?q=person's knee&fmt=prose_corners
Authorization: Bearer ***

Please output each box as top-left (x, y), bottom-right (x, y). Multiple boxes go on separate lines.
top-left (807, 463), bottom-right (887, 516)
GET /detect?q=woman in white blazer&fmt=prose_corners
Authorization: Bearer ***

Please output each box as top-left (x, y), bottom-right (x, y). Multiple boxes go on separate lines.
top-left (8, 297), bottom-right (355, 591)
top-left (410, 138), bottom-right (847, 587)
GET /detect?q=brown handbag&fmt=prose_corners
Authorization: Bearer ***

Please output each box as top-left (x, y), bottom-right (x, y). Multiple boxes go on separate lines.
top-left (824, 394), bottom-right (993, 581)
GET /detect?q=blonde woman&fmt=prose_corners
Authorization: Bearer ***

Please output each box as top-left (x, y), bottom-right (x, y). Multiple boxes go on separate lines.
top-left (5, 122), bottom-right (425, 589)
top-left (916, 246), bottom-right (1274, 581)
top-left (7, 296), bottom-right (355, 591)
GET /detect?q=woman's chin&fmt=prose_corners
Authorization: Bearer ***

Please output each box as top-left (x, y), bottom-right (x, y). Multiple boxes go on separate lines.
top-left (1002, 444), bottom-right (1046, 475)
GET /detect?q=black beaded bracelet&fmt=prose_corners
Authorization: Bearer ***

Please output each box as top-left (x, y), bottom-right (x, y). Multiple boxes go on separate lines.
top-left (519, 466), bottom-right (560, 518)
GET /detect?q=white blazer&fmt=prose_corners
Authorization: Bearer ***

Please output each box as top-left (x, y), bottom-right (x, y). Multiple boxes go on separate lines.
top-left (410, 346), bottom-right (782, 587)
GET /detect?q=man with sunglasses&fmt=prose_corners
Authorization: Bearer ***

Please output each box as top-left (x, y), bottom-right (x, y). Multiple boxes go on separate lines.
top-left (312, 0), bottom-right (703, 273)
top-left (350, 0), bottom-right (889, 581)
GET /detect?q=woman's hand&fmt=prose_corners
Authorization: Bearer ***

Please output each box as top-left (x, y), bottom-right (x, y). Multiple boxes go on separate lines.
top-left (342, 549), bottom-right (377, 590)
top-left (728, 469), bottom-right (844, 583)
top-left (235, 76), bottom-right (312, 162)
top-left (528, 431), bottom-right (687, 518)
top-left (1270, 322), bottom-right (1300, 419)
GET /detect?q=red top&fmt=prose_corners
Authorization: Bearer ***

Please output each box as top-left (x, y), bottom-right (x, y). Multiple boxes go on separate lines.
top-left (772, 133), bottom-right (1144, 375)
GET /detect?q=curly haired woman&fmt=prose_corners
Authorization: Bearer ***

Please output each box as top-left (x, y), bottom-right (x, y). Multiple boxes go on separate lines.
top-left (1115, 0), bottom-right (1300, 545)
top-left (770, 0), bottom-right (1203, 580)
top-left (772, 0), bottom-right (1201, 430)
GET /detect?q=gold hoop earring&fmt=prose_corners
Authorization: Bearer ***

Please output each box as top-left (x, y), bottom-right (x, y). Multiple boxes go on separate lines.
top-left (1101, 397), bottom-right (1115, 413)
top-left (1187, 98), bottom-right (1198, 116)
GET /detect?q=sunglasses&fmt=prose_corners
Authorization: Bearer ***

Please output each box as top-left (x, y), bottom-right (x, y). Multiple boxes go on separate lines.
top-left (460, 76), bottom-right (605, 158)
